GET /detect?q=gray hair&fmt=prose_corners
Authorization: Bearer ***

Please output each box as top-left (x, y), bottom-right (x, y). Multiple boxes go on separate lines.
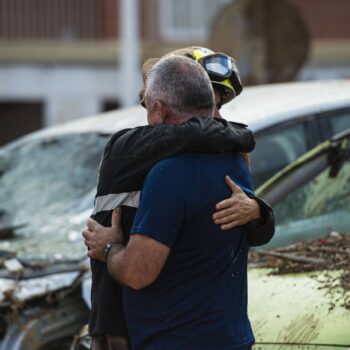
top-left (144, 55), bottom-right (215, 118)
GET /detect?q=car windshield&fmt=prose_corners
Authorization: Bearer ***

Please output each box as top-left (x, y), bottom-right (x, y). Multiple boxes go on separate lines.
top-left (0, 133), bottom-right (107, 262)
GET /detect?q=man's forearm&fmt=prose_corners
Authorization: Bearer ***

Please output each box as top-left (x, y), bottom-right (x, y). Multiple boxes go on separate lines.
top-left (106, 244), bottom-right (129, 286)
top-left (107, 243), bottom-right (149, 290)
top-left (106, 239), bottom-right (167, 290)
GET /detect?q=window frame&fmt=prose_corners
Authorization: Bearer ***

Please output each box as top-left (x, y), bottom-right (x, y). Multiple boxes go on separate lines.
top-left (254, 114), bottom-right (318, 149)
top-left (251, 114), bottom-right (318, 186)
top-left (159, 0), bottom-right (231, 41)
top-left (317, 107), bottom-right (350, 140)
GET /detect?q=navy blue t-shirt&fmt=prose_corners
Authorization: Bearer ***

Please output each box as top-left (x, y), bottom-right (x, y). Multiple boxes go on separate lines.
top-left (125, 152), bottom-right (255, 350)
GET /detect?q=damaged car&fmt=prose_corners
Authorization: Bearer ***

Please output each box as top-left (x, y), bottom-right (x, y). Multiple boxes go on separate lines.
top-left (0, 131), bottom-right (109, 349)
top-left (249, 128), bottom-right (350, 348)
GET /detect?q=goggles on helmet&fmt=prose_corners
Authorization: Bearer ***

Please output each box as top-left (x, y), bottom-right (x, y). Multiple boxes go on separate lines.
top-left (198, 53), bottom-right (234, 81)
top-left (196, 53), bottom-right (242, 98)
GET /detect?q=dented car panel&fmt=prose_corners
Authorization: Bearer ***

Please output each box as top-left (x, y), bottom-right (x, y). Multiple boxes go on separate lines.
top-left (0, 296), bottom-right (88, 350)
top-left (249, 269), bottom-right (350, 347)
top-left (0, 261), bottom-right (90, 349)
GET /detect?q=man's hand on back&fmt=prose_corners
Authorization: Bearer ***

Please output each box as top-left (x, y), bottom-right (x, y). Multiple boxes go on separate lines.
top-left (83, 208), bottom-right (124, 262)
top-left (213, 175), bottom-right (261, 230)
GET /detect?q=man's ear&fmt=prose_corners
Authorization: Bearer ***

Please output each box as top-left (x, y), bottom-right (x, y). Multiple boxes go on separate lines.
top-left (152, 100), bottom-right (166, 125)
top-left (147, 99), bottom-right (167, 125)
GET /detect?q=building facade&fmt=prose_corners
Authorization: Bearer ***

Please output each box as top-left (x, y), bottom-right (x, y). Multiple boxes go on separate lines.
top-left (0, 0), bottom-right (349, 145)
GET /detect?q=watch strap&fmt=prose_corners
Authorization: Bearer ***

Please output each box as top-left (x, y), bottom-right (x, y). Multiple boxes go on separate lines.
top-left (103, 241), bottom-right (124, 258)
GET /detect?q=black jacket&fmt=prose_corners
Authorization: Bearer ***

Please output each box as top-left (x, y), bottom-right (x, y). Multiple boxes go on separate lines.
top-left (89, 117), bottom-right (275, 337)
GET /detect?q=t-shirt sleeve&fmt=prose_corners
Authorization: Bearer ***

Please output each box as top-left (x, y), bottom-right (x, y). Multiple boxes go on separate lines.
top-left (130, 161), bottom-right (186, 248)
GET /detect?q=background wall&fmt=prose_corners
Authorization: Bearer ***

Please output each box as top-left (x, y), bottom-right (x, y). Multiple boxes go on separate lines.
top-left (0, 0), bottom-right (349, 146)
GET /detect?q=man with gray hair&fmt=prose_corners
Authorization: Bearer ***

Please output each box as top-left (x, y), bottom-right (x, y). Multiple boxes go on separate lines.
top-left (144, 55), bottom-right (215, 123)
top-left (86, 55), bottom-right (257, 349)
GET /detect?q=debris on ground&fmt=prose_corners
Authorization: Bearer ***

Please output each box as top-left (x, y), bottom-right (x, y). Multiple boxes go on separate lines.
top-left (249, 232), bottom-right (350, 308)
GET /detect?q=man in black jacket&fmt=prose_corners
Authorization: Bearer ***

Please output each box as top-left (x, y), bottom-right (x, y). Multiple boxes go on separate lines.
top-left (84, 56), bottom-right (274, 350)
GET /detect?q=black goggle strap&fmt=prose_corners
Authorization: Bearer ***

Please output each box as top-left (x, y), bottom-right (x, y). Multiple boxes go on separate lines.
top-left (230, 71), bottom-right (243, 96)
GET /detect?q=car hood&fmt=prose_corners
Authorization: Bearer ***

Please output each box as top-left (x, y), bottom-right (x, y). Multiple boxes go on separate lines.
top-left (0, 208), bottom-right (91, 262)
top-left (0, 271), bottom-right (80, 305)
top-left (248, 268), bottom-right (350, 346)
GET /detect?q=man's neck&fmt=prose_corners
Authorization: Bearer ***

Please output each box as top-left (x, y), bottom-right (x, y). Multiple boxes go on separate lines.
top-left (165, 114), bottom-right (212, 125)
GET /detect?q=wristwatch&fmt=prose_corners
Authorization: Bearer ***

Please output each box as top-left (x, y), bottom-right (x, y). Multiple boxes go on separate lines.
top-left (103, 242), bottom-right (123, 258)
top-left (103, 243), bottom-right (113, 258)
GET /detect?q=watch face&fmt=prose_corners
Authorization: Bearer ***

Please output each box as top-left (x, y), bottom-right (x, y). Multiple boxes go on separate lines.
top-left (104, 243), bottom-right (112, 257)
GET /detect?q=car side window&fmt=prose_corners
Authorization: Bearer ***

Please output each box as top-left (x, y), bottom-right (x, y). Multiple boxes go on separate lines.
top-left (271, 160), bottom-right (350, 247)
top-left (251, 124), bottom-right (308, 186)
top-left (329, 110), bottom-right (350, 134)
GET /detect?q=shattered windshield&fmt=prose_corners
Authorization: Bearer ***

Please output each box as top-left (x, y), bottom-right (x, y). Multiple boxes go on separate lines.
top-left (0, 133), bottom-right (108, 262)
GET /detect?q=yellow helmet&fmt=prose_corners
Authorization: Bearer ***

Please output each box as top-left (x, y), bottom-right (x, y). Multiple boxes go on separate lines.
top-left (140, 46), bottom-right (242, 107)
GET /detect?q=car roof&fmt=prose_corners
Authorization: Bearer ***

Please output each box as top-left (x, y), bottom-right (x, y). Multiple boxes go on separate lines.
top-left (9, 80), bottom-right (350, 147)
top-left (221, 79), bottom-right (350, 132)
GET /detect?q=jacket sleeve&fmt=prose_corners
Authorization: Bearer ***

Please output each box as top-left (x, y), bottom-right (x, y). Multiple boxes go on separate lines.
top-left (246, 197), bottom-right (275, 247)
top-left (103, 117), bottom-right (255, 192)
top-left (109, 117), bottom-right (255, 160)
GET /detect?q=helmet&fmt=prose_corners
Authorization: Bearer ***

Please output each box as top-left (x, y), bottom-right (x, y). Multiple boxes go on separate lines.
top-left (139, 46), bottom-right (243, 107)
